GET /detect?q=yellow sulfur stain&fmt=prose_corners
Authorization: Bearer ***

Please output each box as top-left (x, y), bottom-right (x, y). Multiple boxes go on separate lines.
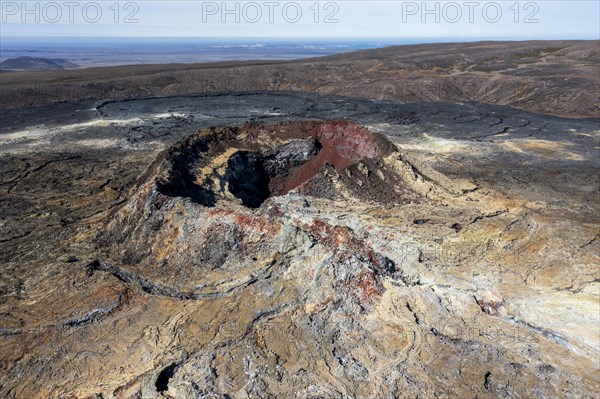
top-left (501, 139), bottom-right (585, 160)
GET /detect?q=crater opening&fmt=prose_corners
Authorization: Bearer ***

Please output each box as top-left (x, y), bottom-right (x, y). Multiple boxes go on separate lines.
top-left (156, 121), bottom-right (396, 208)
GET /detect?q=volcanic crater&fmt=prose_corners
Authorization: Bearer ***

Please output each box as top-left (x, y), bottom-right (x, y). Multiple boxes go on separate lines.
top-left (155, 120), bottom-right (398, 208)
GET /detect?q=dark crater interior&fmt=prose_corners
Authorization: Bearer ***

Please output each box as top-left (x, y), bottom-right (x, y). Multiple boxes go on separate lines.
top-left (223, 151), bottom-right (271, 208)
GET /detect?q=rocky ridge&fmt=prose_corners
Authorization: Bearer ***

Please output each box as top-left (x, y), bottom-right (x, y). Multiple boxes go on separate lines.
top-left (1, 41), bottom-right (598, 117)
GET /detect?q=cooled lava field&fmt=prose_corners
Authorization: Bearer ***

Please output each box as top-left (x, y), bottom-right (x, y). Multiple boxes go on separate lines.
top-left (1, 91), bottom-right (599, 398)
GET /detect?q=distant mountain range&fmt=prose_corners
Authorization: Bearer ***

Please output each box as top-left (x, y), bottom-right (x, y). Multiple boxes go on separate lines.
top-left (0, 56), bottom-right (78, 71)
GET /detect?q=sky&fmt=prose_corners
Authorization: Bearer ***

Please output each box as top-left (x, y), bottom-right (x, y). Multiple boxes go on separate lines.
top-left (1, 0), bottom-right (599, 39)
